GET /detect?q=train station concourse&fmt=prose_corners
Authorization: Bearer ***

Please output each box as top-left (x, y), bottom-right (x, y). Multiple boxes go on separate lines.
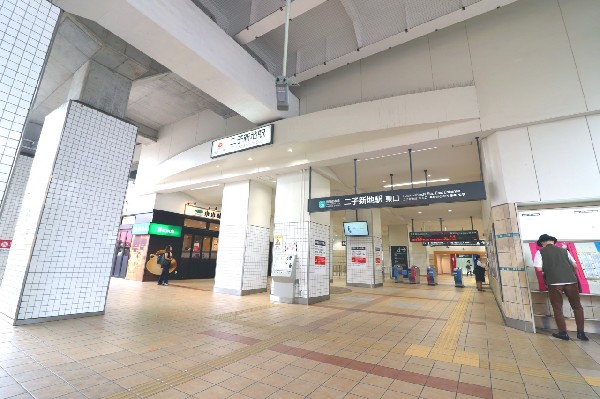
top-left (1, 0), bottom-right (600, 398)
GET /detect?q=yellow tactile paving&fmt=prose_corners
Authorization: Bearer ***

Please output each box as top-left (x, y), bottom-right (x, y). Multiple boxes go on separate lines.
top-left (585, 376), bottom-right (600, 387)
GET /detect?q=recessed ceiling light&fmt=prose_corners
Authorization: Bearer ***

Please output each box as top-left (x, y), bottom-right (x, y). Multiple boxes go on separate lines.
top-left (216, 165), bottom-right (220, 168)
top-left (418, 211), bottom-right (422, 214)
top-left (382, 180), bottom-right (386, 183)
top-left (248, 157), bottom-right (253, 161)
top-left (427, 174), bottom-right (431, 177)
top-left (191, 184), bottom-right (220, 191)
top-left (448, 210), bottom-right (452, 212)
top-left (288, 148), bottom-right (293, 152)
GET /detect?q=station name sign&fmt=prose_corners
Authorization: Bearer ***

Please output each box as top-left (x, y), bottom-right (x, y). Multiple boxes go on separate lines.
top-left (410, 230), bottom-right (480, 243)
top-left (184, 204), bottom-right (221, 220)
top-left (210, 124), bottom-right (273, 158)
top-left (308, 181), bottom-right (485, 213)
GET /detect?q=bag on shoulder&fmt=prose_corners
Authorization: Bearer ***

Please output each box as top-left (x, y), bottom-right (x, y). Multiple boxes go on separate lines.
top-left (157, 253), bottom-right (165, 266)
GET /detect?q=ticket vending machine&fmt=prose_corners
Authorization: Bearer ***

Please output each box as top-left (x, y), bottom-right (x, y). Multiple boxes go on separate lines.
top-left (270, 254), bottom-right (296, 304)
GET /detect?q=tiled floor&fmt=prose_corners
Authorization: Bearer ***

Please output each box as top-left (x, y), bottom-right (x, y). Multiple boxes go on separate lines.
top-left (2, 276), bottom-right (600, 399)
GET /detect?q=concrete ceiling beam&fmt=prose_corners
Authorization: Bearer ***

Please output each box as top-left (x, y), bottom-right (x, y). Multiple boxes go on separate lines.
top-left (50, 0), bottom-right (299, 124)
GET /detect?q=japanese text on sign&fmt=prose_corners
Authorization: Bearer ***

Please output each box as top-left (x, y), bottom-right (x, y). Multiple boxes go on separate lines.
top-left (211, 124), bottom-right (273, 158)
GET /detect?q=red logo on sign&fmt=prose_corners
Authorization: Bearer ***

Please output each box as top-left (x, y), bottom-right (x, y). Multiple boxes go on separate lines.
top-left (315, 256), bottom-right (326, 265)
top-left (218, 142), bottom-right (223, 147)
top-left (375, 258), bottom-right (381, 264)
top-left (0, 240), bottom-right (11, 249)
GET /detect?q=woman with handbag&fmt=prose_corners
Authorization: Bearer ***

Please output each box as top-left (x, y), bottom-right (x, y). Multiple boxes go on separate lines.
top-left (157, 245), bottom-right (173, 286)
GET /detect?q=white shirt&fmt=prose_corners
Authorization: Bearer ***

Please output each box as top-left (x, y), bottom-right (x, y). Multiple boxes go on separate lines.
top-left (533, 249), bottom-right (577, 285)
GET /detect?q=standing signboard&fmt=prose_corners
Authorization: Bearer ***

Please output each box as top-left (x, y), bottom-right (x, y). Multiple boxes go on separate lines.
top-left (391, 246), bottom-right (408, 278)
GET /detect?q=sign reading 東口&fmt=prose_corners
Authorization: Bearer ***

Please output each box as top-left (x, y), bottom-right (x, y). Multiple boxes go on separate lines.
top-left (210, 124), bottom-right (274, 158)
top-left (308, 181), bottom-right (485, 212)
top-left (409, 230), bottom-right (479, 243)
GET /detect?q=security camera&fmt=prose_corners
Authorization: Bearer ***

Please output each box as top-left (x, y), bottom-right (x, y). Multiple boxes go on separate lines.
top-left (275, 76), bottom-right (289, 111)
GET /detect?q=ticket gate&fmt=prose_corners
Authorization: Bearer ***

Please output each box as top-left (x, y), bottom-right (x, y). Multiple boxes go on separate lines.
top-left (427, 266), bottom-right (437, 286)
top-left (453, 267), bottom-right (464, 288)
top-left (408, 266), bottom-right (420, 284)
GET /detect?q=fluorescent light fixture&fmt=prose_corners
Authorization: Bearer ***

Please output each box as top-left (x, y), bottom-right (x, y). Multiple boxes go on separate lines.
top-left (191, 184), bottom-right (220, 191)
top-left (383, 178), bottom-right (449, 188)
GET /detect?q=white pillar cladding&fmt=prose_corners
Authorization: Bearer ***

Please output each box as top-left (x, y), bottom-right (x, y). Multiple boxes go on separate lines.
top-left (409, 225), bottom-right (429, 276)
top-left (214, 180), bottom-right (272, 296)
top-left (0, 1), bottom-right (59, 205)
top-left (0, 155), bottom-right (33, 284)
top-left (273, 170), bottom-right (330, 304)
top-left (345, 209), bottom-right (384, 288)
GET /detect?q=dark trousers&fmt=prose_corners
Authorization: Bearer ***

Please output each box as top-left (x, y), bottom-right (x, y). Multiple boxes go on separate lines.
top-left (548, 283), bottom-right (584, 332)
top-left (158, 267), bottom-right (169, 284)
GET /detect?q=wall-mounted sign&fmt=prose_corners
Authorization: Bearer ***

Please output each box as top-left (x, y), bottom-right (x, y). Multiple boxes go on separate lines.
top-left (410, 230), bottom-right (479, 243)
top-left (314, 239), bottom-right (327, 266)
top-left (342, 241), bottom-right (346, 247)
top-left (210, 124), bottom-right (274, 158)
top-left (0, 239), bottom-right (11, 251)
top-left (121, 215), bottom-right (136, 225)
top-left (184, 204), bottom-right (221, 220)
top-left (350, 247), bottom-right (367, 265)
top-left (518, 206), bottom-right (600, 242)
top-left (308, 181), bottom-right (485, 212)
top-left (132, 223), bottom-right (182, 237)
top-left (425, 241), bottom-right (486, 247)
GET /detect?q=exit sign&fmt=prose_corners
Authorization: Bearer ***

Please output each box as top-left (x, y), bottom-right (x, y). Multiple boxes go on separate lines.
top-left (132, 223), bottom-right (182, 237)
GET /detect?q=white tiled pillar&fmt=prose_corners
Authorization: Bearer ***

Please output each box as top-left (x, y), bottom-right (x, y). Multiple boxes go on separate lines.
top-left (214, 180), bottom-right (272, 296)
top-left (0, 101), bottom-right (136, 324)
top-left (0, 1), bottom-right (59, 205)
top-left (346, 209), bottom-right (384, 288)
top-left (272, 170), bottom-right (330, 304)
top-left (0, 154), bottom-right (33, 284)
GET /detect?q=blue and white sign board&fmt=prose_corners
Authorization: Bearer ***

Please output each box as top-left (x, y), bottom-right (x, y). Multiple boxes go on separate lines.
top-left (210, 124), bottom-right (273, 158)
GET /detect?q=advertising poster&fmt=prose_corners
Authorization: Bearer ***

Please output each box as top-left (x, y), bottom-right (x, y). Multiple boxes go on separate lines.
top-left (527, 241), bottom-right (590, 293)
top-left (126, 234), bottom-right (149, 281)
top-left (314, 239), bottom-right (327, 274)
top-left (274, 235), bottom-right (283, 253)
top-left (351, 247), bottom-right (367, 265)
top-left (0, 239), bottom-right (11, 252)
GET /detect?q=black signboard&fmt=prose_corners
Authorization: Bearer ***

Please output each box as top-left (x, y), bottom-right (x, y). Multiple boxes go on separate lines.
top-left (410, 230), bottom-right (479, 243)
top-left (425, 240), bottom-right (486, 247)
top-left (308, 181), bottom-right (485, 213)
top-left (391, 246), bottom-right (408, 278)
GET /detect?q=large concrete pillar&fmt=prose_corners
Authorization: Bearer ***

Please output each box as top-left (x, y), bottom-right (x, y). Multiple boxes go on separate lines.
top-left (272, 170), bottom-right (330, 304)
top-left (345, 209), bottom-right (384, 288)
top-left (0, 61), bottom-right (136, 324)
top-left (214, 180), bottom-right (272, 296)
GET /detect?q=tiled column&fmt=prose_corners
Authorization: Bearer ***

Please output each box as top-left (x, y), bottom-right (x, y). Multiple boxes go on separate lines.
top-left (408, 234), bottom-right (429, 276)
top-left (214, 180), bottom-right (272, 296)
top-left (0, 60), bottom-right (136, 324)
top-left (488, 203), bottom-right (534, 332)
top-left (0, 1), bottom-right (59, 206)
top-left (0, 154), bottom-right (33, 284)
top-left (346, 209), bottom-right (384, 288)
top-left (272, 170), bottom-right (330, 304)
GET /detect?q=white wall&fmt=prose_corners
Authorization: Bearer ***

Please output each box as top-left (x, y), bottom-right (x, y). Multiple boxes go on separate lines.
top-left (482, 115), bottom-right (600, 206)
top-left (292, 0), bottom-right (600, 131)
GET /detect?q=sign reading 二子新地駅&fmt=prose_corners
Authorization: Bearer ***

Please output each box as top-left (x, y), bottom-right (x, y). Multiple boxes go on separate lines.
top-left (308, 181), bottom-right (485, 213)
top-left (132, 223), bottom-right (182, 237)
top-left (409, 230), bottom-right (479, 243)
top-left (210, 124), bottom-right (274, 158)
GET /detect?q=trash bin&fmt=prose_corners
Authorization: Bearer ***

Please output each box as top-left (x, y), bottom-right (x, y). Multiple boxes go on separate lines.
top-left (427, 266), bottom-right (437, 286)
top-left (409, 266), bottom-right (420, 284)
top-left (453, 267), bottom-right (464, 288)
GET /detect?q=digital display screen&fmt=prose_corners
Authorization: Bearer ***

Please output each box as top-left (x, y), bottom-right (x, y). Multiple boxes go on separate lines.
top-left (409, 230), bottom-right (479, 243)
top-left (344, 221), bottom-right (369, 236)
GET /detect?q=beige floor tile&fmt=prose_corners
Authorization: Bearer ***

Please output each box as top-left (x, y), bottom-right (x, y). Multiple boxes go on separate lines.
top-left (307, 386), bottom-right (347, 399)
top-left (174, 377), bottom-right (214, 395)
top-left (240, 381), bottom-right (278, 399)
top-left (419, 386), bottom-right (457, 399)
top-left (350, 382), bottom-right (387, 399)
top-left (194, 385), bottom-right (235, 399)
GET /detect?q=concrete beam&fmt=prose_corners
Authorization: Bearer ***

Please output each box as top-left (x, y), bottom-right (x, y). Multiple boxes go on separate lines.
top-left (234, 0), bottom-right (328, 45)
top-left (51, 0), bottom-right (299, 124)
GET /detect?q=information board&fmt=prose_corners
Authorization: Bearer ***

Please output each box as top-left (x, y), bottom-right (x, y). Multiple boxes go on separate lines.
top-left (391, 246), bottom-right (408, 277)
top-left (272, 254), bottom-right (295, 277)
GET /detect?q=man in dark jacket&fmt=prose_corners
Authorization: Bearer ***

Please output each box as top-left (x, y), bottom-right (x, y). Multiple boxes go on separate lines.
top-left (533, 234), bottom-right (588, 341)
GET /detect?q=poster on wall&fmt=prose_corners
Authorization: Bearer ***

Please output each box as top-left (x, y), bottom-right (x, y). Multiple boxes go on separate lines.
top-left (274, 235), bottom-right (283, 253)
top-left (126, 234), bottom-right (150, 281)
top-left (314, 239), bottom-right (327, 274)
top-left (351, 247), bottom-right (367, 266)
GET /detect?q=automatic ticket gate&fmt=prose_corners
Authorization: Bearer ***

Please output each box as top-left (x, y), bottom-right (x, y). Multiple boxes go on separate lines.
top-left (408, 266), bottom-right (420, 284)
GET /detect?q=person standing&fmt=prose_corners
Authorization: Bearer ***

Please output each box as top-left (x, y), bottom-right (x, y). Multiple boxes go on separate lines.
top-left (157, 245), bottom-right (173, 286)
top-left (474, 255), bottom-right (486, 291)
top-left (533, 234), bottom-right (588, 341)
top-left (465, 260), bottom-right (473, 276)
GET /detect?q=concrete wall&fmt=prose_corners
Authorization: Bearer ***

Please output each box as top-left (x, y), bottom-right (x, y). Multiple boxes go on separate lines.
top-left (292, 0), bottom-right (600, 131)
